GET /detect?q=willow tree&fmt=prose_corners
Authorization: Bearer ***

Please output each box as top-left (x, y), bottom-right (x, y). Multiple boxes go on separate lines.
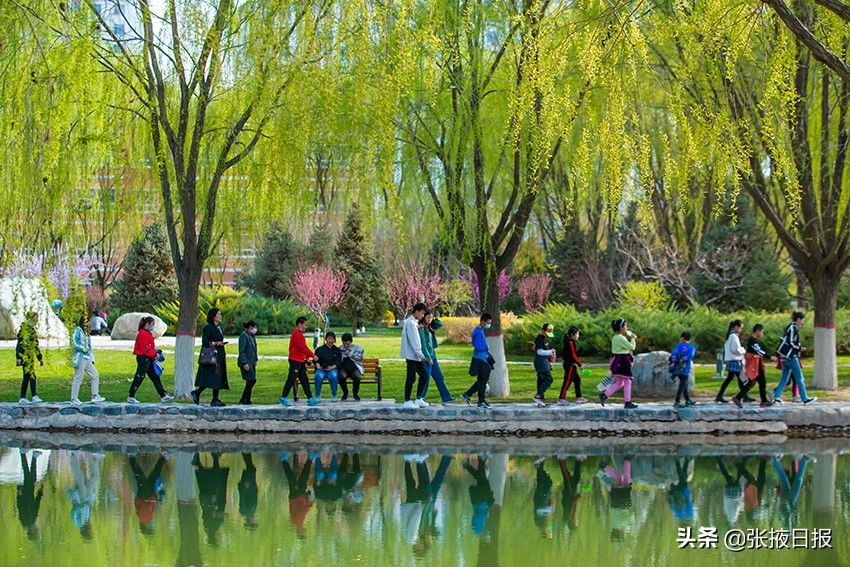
top-left (390, 0), bottom-right (635, 395)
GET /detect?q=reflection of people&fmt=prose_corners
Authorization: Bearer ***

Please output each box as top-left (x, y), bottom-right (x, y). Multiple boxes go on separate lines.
top-left (558, 457), bottom-right (583, 532)
top-left (314, 452), bottom-right (342, 514)
top-left (238, 453), bottom-right (259, 529)
top-left (464, 456), bottom-right (495, 537)
top-left (16, 449), bottom-right (44, 540)
top-left (194, 453), bottom-right (230, 545)
top-left (667, 457), bottom-right (693, 523)
top-left (716, 457), bottom-right (743, 527)
top-left (774, 455), bottom-right (809, 529)
top-left (339, 454), bottom-right (364, 515)
top-left (401, 455), bottom-right (430, 548)
top-left (282, 453), bottom-right (314, 538)
top-left (532, 458), bottom-right (555, 538)
top-left (414, 455), bottom-right (453, 556)
top-left (739, 457), bottom-right (768, 522)
top-left (68, 451), bottom-right (103, 540)
top-left (130, 455), bottom-right (166, 535)
top-left (599, 458), bottom-right (633, 542)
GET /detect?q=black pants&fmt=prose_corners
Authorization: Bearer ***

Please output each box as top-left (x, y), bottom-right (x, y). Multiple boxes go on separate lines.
top-left (734, 369), bottom-right (769, 402)
top-left (196, 387), bottom-right (221, 401)
top-left (559, 365), bottom-right (582, 399)
top-left (674, 374), bottom-right (691, 403)
top-left (716, 370), bottom-right (740, 399)
top-left (535, 370), bottom-right (553, 398)
top-left (405, 360), bottom-right (428, 401)
top-left (282, 457), bottom-right (312, 497)
top-left (20, 370), bottom-right (37, 398)
top-left (404, 461), bottom-right (431, 503)
top-left (240, 380), bottom-right (255, 403)
top-left (339, 369), bottom-right (361, 398)
top-left (281, 360), bottom-right (312, 399)
top-left (129, 355), bottom-right (166, 398)
top-left (465, 359), bottom-right (491, 404)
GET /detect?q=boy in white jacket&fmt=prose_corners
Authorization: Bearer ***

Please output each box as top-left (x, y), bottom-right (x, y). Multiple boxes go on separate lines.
top-left (400, 303), bottom-right (429, 408)
top-left (716, 320), bottom-right (747, 404)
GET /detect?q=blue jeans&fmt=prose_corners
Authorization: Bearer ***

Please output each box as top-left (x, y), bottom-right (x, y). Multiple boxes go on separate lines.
top-left (422, 358), bottom-right (453, 402)
top-left (772, 357), bottom-right (809, 401)
top-left (314, 369), bottom-right (339, 398)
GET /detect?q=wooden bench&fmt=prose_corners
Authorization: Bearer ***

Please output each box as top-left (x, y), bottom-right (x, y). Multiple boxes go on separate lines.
top-left (294, 358), bottom-right (383, 401)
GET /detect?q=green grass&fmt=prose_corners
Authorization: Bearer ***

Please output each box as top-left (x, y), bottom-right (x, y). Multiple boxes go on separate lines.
top-left (4, 328), bottom-right (850, 404)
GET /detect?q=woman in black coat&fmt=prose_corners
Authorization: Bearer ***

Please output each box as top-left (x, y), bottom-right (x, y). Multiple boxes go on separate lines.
top-left (192, 308), bottom-right (229, 407)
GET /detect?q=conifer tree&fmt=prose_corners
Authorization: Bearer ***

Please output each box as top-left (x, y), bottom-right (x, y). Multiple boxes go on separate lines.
top-left (111, 224), bottom-right (177, 314)
top-left (334, 205), bottom-right (386, 333)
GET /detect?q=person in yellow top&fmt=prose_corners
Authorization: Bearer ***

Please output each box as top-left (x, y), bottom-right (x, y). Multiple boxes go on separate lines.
top-left (599, 319), bottom-right (638, 409)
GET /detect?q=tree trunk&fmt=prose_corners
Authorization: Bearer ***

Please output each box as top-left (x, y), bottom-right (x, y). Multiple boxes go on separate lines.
top-left (175, 451), bottom-right (202, 567)
top-left (173, 274), bottom-right (201, 398)
top-left (810, 273), bottom-right (839, 390)
top-left (792, 258), bottom-right (809, 309)
top-left (477, 266), bottom-right (510, 397)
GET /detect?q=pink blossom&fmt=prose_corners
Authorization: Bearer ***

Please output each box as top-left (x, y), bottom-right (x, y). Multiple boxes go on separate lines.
top-left (518, 274), bottom-right (552, 312)
top-left (468, 269), bottom-right (513, 305)
top-left (386, 259), bottom-right (441, 317)
top-left (291, 265), bottom-right (348, 329)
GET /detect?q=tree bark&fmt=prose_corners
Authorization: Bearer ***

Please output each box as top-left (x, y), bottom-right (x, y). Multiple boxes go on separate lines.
top-left (476, 265), bottom-right (510, 397)
top-left (173, 270), bottom-right (202, 398)
top-left (809, 271), bottom-right (839, 390)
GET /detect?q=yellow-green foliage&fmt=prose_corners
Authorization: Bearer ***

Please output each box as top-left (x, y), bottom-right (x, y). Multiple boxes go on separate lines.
top-left (617, 281), bottom-right (671, 312)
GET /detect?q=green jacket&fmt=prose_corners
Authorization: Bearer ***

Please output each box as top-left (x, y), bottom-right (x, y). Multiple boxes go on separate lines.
top-left (419, 327), bottom-right (436, 362)
top-left (611, 333), bottom-right (636, 355)
top-left (16, 321), bottom-right (42, 373)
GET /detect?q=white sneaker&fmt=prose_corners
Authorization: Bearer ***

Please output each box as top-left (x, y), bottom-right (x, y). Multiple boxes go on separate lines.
top-left (792, 396), bottom-right (802, 403)
top-left (402, 400), bottom-right (418, 409)
top-left (160, 395), bottom-right (174, 403)
top-left (331, 396), bottom-right (339, 402)
top-left (415, 398), bottom-right (430, 408)
top-left (127, 397), bottom-right (139, 404)
top-left (31, 395), bottom-right (42, 403)
top-left (18, 398), bottom-right (30, 405)
top-left (70, 398), bottom-right (82, 406)
top-left (91, 395), bottom-right (106, 403)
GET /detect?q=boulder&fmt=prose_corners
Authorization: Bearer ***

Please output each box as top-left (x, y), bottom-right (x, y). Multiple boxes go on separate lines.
top-left (0, 278), bottom-right (69, 346)
top-left (111, 312), bottom-right (167, 340)
top-left (631, 351), bottom-right (694, 397)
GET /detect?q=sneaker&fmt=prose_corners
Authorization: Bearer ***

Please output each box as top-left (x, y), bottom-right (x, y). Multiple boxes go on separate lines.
top-left (353, 394), bottom-right (361, 401)
top-left (477, 402), bottom-right (492, 409)
top-left (673, 402), bottom-right (685, 409)
top-left (715, 397), bottom-right (729, 404)
top-left (415, 398), bottom-right (430, 408)
top-left (743, 396), bottom-right (756, 403)
top-left (70, 398), bottom-right (82, 406)
top-left (732, 397), bottom-right (743, 408)
top-left (792, 396), bottom-right (802, 403)
top-left (279, 397), bottom-right (291, 407)
top-left (461, 394), bottom-right (472, 406)
top-left (127, 397), bottom-right (139, 404)
top-left (91, 395), bottom-right (106, 403)
top-left (442, 397), bottom-right (456, 405)
top-left (18, 398), bottom-right (30, 405)
top-left (598, 392), bottom-right (607, 406)
top-left (341, 395), bottom-right (349, 401)
top-left (191, 390), bottom-right (200, 405)
top-left (623, 401), bottom-right (638, 409)
top-left (685, 400), bottom-right (697, 406)
top-left (307, 397), bottom-right (321, 407)
top-left (402, 400), bottom-right (418, 409)
top-left (160, 395), bottom-right (174, 403)
top-left (31, 395), bottom-right (42, 403)
top-left (210, 399), bottom-right (226, 407)
top-left (532, 396), bottom-right (547, 407)
top-left (760, 401), bottom-right (775, 408)
top-left (557, 399), bottom-right (570, 405)
top-left (772, 396), bottom-right (783, 404)
top-left (331, 396), bottom-right (339, 402)
top-left (803, 397), bottom-right (818, 404)
top-left (575, 397), bottom-right (588, 404)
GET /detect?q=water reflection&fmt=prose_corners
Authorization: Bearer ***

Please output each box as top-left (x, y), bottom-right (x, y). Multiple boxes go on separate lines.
top-left (0, 441), bottom-right (848, 566)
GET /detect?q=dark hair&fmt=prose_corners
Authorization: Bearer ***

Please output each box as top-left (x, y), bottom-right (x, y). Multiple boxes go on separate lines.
top-left (325, 331), bottom-right (336, 340)
top-left (567, 326), bottom-right (580, 339)
top-left (541, 322), bottom-right (552, 333)
top-left (752, 324), bottom-right (764, 333)
top-left (611, 319), bottom-right (626, 333)
top-left (295, 316), bottom-right (308, 326)
top-left (206, 308), bottom-right (221, 325)
top-left (342, 332), bottom-right (353, 342)
top-left (138, 316), bottom-right (154, 330)
top-left (480, 312), bottom-right (492, 322)
top-left (680, 331), bottom-right (691, 340)
top-left (78, 315), bottom-right (88, 329)
top-left (243, 320), bottom-right (257, 329)
top-left (727, 319), bottom-right (743, 334)
top-left (791, 311), bottom-right (805, 322)
top-left (412, 302), bottom-right (428, 314)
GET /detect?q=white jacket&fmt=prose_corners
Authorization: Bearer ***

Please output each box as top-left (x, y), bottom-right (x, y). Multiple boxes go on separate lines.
top-left (400, 316), bottom-right (424, 361)
top-left (724, 332), bottom-right (746, 362)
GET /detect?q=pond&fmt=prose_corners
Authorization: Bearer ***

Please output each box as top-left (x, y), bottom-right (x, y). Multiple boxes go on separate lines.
top-left (1, 438), bottom-right (848, 567)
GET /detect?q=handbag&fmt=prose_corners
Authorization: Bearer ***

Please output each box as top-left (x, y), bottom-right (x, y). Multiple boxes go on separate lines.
top-left (199, 345), bottom-right (217, 367)
top-left (596, 373), bottom-right (615, 392)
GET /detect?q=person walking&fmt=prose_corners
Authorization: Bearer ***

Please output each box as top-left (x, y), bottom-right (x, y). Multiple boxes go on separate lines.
top-left (733, 324), bottom-right (774, 408)
top-left (400, 303), bottom-right (429, 409)
top-left (128, 317), bottom-right (173, 404)
top-left (313, 331), bottom-right (342, 402)
top-left (70, 315), bottom-right (105, 405)
top-left (237, 320), bottom-right (259, 405)
top-left (129, 455), bottom-right (166, 535)
top-left (279, 316), bottom-right (316, 407)
top-left (599, 319), bottom-right (638, 409)
top-left (532, 323), bottom-right (556, 407)
top-left (339, 333), bottom-right (365, 401)
top-left (670, 332), bottom-right (696, 408)
top-left (772, 312), bottom-right (817, 404)
top-left (461, 313), bottom-right (494, 409)
top-left (16, 449), bottom-right (44, 541)
top-left (419, 309), bottom-right (455, 404)
top-left (558, 326), bottom-right (586, 404)
top-left (192, 308), bottom-right (229, 407)
top-left (715, 320), bottom-right (746, 404)
top-left (16, 311), bottom-right (44, 404)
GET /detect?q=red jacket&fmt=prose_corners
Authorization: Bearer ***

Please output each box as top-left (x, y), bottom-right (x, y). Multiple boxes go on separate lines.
top-left (133, 329), bottom-right (157, 359)
top-left (288, 328), bottom-right (313, 363)
top-left (561, 338), bottom-right (582, 367)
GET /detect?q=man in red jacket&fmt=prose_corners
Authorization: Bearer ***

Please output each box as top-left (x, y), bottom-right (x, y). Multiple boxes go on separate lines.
top-left (280, 316), bottom-right (316, 406)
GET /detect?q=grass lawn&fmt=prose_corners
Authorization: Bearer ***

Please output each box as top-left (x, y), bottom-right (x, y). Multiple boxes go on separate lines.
top-left (3, 326), bottom-right (850, 404)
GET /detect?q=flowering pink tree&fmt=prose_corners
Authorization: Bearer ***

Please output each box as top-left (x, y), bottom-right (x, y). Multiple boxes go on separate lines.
top-left (468, 269), bottom-right (512, 309)
top-left (386, 259), bottom-right (442, 319)
top-left (518, 274), bottom-right (552, 312)
top-left (291, 266), bottom-right (348, 333)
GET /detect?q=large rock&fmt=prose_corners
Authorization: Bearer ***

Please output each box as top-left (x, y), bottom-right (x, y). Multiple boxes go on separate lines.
top-left (632, 351), bottom-right (694, 397)
top-left (111, 312), bottom-right (167, 340)
top-left (0, 278), bottom-right (69, 346)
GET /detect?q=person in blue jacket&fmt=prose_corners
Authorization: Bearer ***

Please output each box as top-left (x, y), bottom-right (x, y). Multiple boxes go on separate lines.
top-left (670, 332), bottom-right (696, 408)
top-left (462, 313), bottom-right (493, 409)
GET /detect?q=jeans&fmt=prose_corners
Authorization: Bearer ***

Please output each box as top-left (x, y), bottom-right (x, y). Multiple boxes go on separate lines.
top-left (773, 356), bottom-right (809, 401)
top-left (535, 370), bottom-right (553, 399)
top-left (314, 369), bottom-right (339, 398)
top-left (422, 358), bottom-right (453, 402)
top-left (674, 374), bottom-right (691, 403)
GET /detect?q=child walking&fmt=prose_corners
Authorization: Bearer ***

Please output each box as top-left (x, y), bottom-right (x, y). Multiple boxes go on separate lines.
top-left (559, 326), bottom-right (586, 404)
top-left (599, 319), bottom-right (638, 409)
top-left (669, 332), bottom-right (696, 408)
top-left (716, 320), bottom-right (746, 404)
top-left (532, 323), bottom-right (556, 407)
top-left (16, 311), bottom-right (43, 404)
